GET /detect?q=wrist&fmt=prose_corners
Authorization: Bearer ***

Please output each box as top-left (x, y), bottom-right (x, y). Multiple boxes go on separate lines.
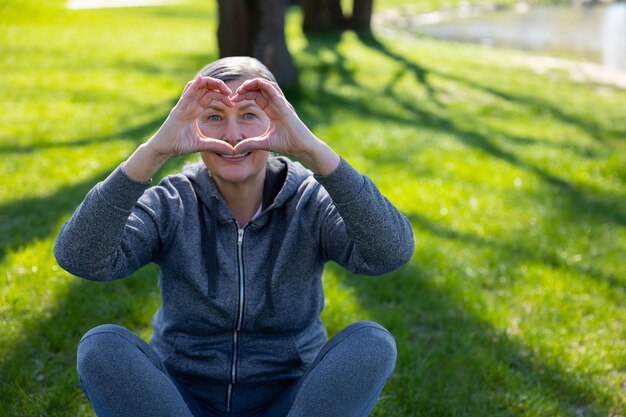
top-left (123, 143), bottom-right (170, 182)
top-left (297, 140), bottom-right (340, 176)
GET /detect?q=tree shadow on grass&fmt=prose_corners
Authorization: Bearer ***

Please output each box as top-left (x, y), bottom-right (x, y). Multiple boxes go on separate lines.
top-left (354, 32), bottom-right (624, 143)
top-left (355, 31), bottom-right (441, 107)
top-left (433, 69), bottom-right (626, 143)
top-left (0, 151), bottom-right (188, 265)
top-left (385, 90), bottom-right (626, 227)
top-left (302, 31), bottom-right (358, 89)
top-left (328, 260), bottom-right (621, 416)
top-left (407, 212), bottom-right (625, 296)
top-left (0, 102), bottom-right (175, 155)
top-left (288, 43), bottom-right (626, 227)
top-left (0, 95), bottom-right (195, 264)
top-left (0, 264), bottom-right (162, 415)
top-left (0, 153), bottom-right (188, 415)
top-left (0, 167), bottom-right (115, 264)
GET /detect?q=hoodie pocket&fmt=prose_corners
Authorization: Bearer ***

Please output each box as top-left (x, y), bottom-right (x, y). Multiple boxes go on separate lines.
top-left (237, 332), bottom-right (306, 383)
top-left (165, 332), bottom-right (232, 382)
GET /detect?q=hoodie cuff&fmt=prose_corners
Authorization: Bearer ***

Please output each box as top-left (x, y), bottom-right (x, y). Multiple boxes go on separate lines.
top-left (95, 164), bottom-right (152, 211)
top-left (314, 157), bottom-right (365, 204)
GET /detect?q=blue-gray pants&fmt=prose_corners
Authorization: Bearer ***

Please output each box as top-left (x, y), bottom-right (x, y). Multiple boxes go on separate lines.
top-left (77, 321), bottom-right (396, 417)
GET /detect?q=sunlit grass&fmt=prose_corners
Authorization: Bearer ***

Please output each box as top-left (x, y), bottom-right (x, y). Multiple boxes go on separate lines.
top-left (1, 0), bottom-right (625, 416)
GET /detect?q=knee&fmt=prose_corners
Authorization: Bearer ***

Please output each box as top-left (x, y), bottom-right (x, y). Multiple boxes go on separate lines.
top-left (343, 321), bottom-right (397, 375)
top-left (77, 324), bottom-right (136, 381)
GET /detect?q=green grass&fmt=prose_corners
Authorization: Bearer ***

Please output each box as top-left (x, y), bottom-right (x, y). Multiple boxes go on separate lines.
top-left (1, 1), bottom-right (626, 416)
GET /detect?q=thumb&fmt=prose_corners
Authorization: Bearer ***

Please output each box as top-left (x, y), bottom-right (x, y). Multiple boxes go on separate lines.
top-left (197, 138), bottom-right (236, 155)
top-left (233, 136), bottom-right (270, 154)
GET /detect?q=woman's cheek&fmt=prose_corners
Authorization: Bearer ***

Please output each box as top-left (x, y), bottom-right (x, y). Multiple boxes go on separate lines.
top-left (197, 121), bottom-right (223, 138)
top-left (249, 119), bottom-right (270, 137)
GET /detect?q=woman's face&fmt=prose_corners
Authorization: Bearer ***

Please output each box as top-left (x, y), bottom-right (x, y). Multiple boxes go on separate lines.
top-left (199, 78), bottom-right (270, 187)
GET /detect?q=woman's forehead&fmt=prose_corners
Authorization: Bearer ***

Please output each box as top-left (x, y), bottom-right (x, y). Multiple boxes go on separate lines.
top-left (225, 78), bottom-right (246, 92)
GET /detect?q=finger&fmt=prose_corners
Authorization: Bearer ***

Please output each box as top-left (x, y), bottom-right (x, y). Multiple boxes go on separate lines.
top-left (198, 90), bottom-right (234, 108)
top-left (181, 75), bottom-right (207, 102)
top-left (232, 90), bottom-right (270, 109)
top-left (233, 79), bottom-right (292, 115)
top-left (181, 77), bottom-right (198, 95)
top-left (233, 135), bottom-right (271, 154)
top-left (198, 76), bottom-right (232, 97)
top-left (196, 137), bottom-right (236, 155)
top-left (232, 78), bottom-right (282, 102)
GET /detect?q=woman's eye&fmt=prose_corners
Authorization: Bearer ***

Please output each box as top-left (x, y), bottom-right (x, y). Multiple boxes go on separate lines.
top-left (243, 112), bottom-right (256, 120)
top-left (208, 114), bottom-right (222, 121)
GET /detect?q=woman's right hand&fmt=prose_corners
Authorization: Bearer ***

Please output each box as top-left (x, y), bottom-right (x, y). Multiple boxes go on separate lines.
top-left (147, 75), bottom-right (237, 157)
top-left (122, 76), bottom-right (239, 182)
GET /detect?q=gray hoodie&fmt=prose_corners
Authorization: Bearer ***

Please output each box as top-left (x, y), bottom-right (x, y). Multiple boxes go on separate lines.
top-left (54, 156), bottom-right (414, 407)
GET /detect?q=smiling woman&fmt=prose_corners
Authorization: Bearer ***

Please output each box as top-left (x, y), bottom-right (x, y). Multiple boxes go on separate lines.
top-left (53, 56), bottom-right (415, 417)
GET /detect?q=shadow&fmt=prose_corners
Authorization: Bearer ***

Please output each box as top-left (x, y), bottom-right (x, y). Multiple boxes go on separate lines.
top-left (302, 31), bottom-right (359, 89)
top-left (0, 111), bottom-right (171, 154)
top-left (355, 32), bottom-right (441, 106)
top-left (328, 261), bottom-right (619, 416)
top-left (288, 57), bottom-right (626, 227)
top-left (0, 152), bottom-right (188, 414)
top-left (353, 32), bottom-right (622, 155)
top-left (0, 135), bottom-right (187, 265)
top-left (407, 212), bottom-right (626, 292)
top-left (0, 261), bottom-right (161, 415)
top-left (434, 69), bottom-right (625, 143)
top-left (0, 168), bottom-right (114, 263)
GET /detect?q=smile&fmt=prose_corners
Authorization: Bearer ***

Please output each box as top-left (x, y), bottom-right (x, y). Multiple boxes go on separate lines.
top-left (219, 152), bottom-right (251, 159)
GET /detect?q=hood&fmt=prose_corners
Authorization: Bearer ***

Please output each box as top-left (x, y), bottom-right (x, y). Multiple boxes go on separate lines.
top-left (181, 156), bottom-right (313, 225)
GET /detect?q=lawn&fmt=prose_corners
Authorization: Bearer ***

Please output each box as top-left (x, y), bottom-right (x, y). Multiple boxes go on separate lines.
top-left (1, 0), bottom-right (625, 416)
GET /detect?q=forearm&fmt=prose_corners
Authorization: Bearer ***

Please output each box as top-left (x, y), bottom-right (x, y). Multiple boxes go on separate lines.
top-left (122, 141), bottom-right (171, 182)
top-left (294, 135), bottom-right (340, 176)
top-left (54, 166), bottom-right (152, 279)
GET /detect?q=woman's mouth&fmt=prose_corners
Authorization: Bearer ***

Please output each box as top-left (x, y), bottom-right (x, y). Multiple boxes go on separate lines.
top-left (219, 152), bottom-right (251, 160)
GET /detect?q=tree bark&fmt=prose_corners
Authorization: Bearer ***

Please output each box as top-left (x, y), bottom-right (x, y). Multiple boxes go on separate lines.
top-left (254, 0), bottom-right (298, 85)
top-left (216, 0), bottom-right (298, 86)
top-left (351, 0), bottom-right (373, 32)
top-left (217, 0), bottom-right (249, 57)
top-left (301, 0), bottom-right (345, 32)
top-left (301, 0), bottom-right (374, 33)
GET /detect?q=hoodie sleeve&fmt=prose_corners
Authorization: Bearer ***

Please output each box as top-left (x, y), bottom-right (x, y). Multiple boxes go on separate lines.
top-left (314, 158), bottom-right (414, 275)
top-left (54, 165), bottom-right (180, 281)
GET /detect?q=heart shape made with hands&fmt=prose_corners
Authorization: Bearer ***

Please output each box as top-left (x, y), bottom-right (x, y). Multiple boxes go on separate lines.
top-left (193, 116), bottom-right (274, 156)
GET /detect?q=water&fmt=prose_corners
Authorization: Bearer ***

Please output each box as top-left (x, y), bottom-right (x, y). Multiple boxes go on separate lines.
top-left (380, 3), bottom-right (626, 71)
top-left (603, 3), bottom-right (626, 70)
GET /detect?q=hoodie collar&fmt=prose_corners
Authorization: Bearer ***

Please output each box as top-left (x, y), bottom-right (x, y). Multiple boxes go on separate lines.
top-left (182, 156), bottom-right (311, 226)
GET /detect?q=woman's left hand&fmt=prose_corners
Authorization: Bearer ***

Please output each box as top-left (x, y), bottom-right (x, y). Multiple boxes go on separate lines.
top-left (231, 79), bottom-right (340, 175)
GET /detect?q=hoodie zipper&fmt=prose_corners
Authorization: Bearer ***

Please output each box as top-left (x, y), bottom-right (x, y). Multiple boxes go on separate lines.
top-left (226, 225), bottom-right (245, 412)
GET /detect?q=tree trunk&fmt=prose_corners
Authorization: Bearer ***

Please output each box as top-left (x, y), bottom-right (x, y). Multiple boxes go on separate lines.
top-left (301, 0), bottom-right (345, 32)
top-left (301, 0), bottom-right (374, 33)
top-left (351, 0), bottom-right (373, 32)
top-left (216, 0), bottom-right (298, 86)
top-left (217, 0), bottom-right (249, 57)
top-left (253, 0), bottom-right (298, 85)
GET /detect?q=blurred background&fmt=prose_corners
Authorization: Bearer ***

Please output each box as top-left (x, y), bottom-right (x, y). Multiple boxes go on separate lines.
top-left (0, 0), bottom-right (625, 416)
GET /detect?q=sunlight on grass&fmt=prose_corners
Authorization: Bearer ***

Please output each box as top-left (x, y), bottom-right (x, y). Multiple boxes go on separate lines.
top-left (321, 266), bottom-right (371, 335)
top-left (1, 0), bottom-right (625, 415)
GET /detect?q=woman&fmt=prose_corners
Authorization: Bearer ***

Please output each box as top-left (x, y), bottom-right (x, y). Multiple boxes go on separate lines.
top-left (55, 56), bottom-right (414, 417)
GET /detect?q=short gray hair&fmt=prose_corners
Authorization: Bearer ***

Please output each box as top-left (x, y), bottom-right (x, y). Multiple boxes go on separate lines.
top-left (198, 56), bottom-right (277, 84)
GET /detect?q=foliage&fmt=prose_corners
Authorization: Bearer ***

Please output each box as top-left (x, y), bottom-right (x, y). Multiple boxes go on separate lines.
top-left (1, 0), bottom-right (625, 416)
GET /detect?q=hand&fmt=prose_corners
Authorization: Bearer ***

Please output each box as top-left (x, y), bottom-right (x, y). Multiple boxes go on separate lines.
top-left (147, 75), bottom-right (237, 157)
top-left (229, 79), bottom-right (317, 157)
top-left (230, 78), bottom-right (340, 175)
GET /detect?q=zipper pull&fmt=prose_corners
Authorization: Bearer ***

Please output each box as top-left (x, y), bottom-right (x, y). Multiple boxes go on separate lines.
top-left (237, 228), bottom-right (244, 246)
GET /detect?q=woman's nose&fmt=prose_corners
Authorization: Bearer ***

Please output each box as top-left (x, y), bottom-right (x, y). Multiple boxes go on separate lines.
top-left (221, 120), bottom-right (244, 145)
